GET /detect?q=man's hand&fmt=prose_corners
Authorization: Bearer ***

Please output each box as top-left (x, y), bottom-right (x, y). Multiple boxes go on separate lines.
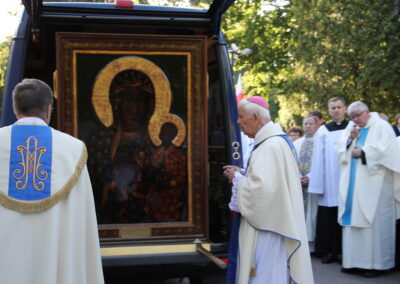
top-left (349, 125), bottom-right (360, 140)
top-left (300, 176), bottom-right (309, 186)
top-left (223, 165), bottom-right (241, 183)
top-left (351, 147), bottom-right (362, 158)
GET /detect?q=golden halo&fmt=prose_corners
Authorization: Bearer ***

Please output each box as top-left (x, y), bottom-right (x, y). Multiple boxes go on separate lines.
top-left (92, 56), bottom-right (186, 147)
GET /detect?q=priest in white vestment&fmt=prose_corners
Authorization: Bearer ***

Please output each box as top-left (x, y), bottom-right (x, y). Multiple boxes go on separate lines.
top-left (336, 101), bottom-right (400, 277)
top-left (223, 96), bottom-right (314, 284)
top-left (0, 79), bottom-right (104, 284)
top-left (293, 115), bottom-right (319, 252)
top-left (308, 97), bottom-right (349, 264)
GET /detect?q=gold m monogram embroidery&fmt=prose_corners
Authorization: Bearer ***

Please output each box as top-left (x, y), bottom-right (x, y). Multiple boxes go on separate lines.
top-left (13, 136), bottom-right (48, 191)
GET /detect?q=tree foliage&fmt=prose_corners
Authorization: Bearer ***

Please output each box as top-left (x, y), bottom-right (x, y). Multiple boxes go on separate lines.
top-left (222, 0), bottom-right (294, 126)
top-left (291, 0), bottom-right (400, 121)
top-left (223, 0), bottom-right (400, 127)
top-left (0, 38), bottom-right (11, 109)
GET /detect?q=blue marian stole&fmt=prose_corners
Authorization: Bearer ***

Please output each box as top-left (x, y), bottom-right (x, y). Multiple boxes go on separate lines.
top-left (342, 128), bottom-right (369, 225)
top-left (8, 125), bottom-right (52, 201)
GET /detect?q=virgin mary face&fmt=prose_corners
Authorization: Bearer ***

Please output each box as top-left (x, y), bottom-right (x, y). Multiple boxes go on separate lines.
top-left (119, 86), bottom-right (152, 131)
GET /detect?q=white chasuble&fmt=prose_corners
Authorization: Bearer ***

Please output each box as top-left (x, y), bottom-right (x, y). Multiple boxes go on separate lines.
top-left (237, 123), bottom-right (314, 284)
top-left (0, 120), bottom-right (104, 284)
top-left (336, 113), bottom-right (400, 227)
top-left (336, 112), bottom-right (400, 269)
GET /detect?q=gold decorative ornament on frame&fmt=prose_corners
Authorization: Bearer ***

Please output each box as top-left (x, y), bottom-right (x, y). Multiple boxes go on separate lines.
top-left (92, 56), bottom-right (186, 147)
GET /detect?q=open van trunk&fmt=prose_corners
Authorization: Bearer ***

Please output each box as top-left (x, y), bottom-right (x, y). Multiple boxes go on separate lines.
top-left (1, 0), bottom-right (243, 280)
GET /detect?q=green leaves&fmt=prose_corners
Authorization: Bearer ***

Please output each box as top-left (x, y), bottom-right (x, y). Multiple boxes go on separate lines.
top-left (222, 0), bottom-right (294, 124)
top-left (291, 0), bottom-right (400, 120)
top-left (0, 37), bottom-right (11, 109)
top-left (223, 0), bottom-right (400, 127)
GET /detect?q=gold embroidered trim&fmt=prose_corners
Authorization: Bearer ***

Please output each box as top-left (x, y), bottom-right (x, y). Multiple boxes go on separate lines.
top-left (0, 143), bottom-right (88, 213)
top-left (13, 135), bottom-right (48, 191)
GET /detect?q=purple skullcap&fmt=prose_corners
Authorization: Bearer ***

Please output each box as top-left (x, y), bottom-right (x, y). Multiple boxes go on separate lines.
top-left (247, 96), bottom-right (268, 109)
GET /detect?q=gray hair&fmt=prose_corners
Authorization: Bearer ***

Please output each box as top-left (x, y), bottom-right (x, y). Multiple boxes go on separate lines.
top-left (304, 115), bottom-right (318, 124)
top-left (12, 78), bottom-right (54, 116)
top-left (239, 99), bottom-right (271, 121)
top-left (347, 101), bottom-right (369, 115)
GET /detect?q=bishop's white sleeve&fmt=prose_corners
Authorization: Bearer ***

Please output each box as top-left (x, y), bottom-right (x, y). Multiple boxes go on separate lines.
top-left (229, 172), bottom-right (244, 213)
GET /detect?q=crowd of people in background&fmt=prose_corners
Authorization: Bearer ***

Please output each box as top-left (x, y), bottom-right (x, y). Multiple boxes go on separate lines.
top-left (286, 97), bottom-right (400, 278)
top-left (226, 95), bottom-right (400, 282)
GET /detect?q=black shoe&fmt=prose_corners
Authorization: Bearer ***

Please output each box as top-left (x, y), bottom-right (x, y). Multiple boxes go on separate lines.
top-left (362, 269), bottom-right (384, 278)
top-left (341, 268), bottom-right (359, 275)
top-left (310, 252), bottom-right (323, 258)
top-left (321, 253), bottom-right (337, 264)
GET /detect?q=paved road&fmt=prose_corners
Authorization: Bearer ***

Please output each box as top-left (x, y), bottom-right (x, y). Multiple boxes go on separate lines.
top-left (123, 256), bottom-right (400, 284)
top-left (311, 256), bottom-right (400, 284)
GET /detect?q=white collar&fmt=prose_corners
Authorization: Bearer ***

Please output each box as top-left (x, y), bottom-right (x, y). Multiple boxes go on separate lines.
top-left (254, 121), bottom-right (273, 141)
top-left (15, 117), bottom-right (48, 126)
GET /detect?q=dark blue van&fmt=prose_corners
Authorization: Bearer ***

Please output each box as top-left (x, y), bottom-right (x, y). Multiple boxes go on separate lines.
top-left (1, 0), bottom-right (243, 281)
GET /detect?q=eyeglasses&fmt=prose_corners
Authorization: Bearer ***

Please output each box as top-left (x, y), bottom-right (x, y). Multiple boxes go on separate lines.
top-left (350, 110), bottom-right (366, 120)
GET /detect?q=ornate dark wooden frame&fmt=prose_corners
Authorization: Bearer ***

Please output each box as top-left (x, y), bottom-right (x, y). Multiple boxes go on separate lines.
top-left (56, 32), bottom-right (208, 244)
